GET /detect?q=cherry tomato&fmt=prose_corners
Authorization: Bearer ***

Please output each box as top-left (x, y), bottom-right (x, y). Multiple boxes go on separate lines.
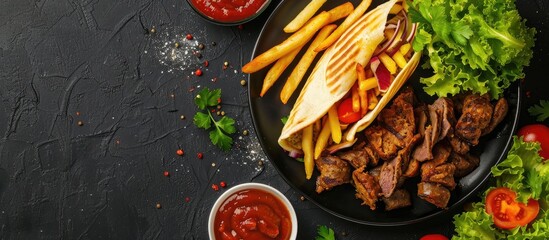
top-left (337, 98), bottom-right (361, 124)
top-left (485, 187), bottom-right (539, 230)
top-left (517, 124), bottom-right (549, 160)
top-left (419, 234), bottom-right (448, 240)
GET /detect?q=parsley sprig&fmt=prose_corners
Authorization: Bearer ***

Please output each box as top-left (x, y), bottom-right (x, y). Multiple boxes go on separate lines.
top-left (528, 100), bottom-right (549, 122)
top-left (193, 88), bottom-right (236, 151)
top-left (316, 225), bottom-right (335, 240)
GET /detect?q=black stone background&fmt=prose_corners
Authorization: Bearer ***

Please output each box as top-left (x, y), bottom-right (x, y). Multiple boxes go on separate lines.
top-left (0, 0), bottom-right (547, 239)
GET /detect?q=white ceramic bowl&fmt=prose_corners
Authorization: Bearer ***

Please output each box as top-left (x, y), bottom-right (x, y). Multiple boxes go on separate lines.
top-left (208, 182), bottom-right (298, 240)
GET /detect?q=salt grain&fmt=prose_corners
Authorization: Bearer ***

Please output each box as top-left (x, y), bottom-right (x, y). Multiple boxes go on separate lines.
top-left (152, 29), bottom-right (202, 73)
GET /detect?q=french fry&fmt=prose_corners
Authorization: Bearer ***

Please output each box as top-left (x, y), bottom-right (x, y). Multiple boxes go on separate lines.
top-left (284, 0), bottom-right (327, 33)
top-left (359, 77), bottom-right (378, 91)
top-left (242, 11), bottom-right (331, 74)
top-left (351, 83), bottom-right (360, 112)
top-left (326, 2), bottom-right (354, 22)
top-left (392, 50), bottom-right (407, 69)
top-left (280, 24), bottom-right (337, 103)
top-left (359, 88), bottom-right (368, 115)
top-left (315, 0), bottom-right (373, 52)
top-left (399, 43), bottom-right (412, 55)
top-left (368, 89), bottom-right (379, 110)
top-left (379, 52), bottom-right (397, 74)
top-left (261, 47), bottom-right (303, 96)
top-left (328, 105), bottom-right (342, 144)
top-left (355, 63), bottom-right (369, 115)
top-left (302, 124), bottom-right (314, 179)
top-left (357, 63), bottom-right (377, 91)
top-left (314, 120), bottom-right (331, 159)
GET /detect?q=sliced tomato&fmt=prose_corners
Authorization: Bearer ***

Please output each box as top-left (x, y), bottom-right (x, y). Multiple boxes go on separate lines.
top-left (419, 234), bottom-right (449, 240)
top-left (337, 98), bottom-right (361, 124)
top-left (517, 124), bottom-right (549, 160)
top-left (485, 187), bottom-right (540, 230)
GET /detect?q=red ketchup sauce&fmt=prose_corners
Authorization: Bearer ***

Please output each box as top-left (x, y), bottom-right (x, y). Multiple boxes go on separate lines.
top-left (189, 0), bottom-right (269, 23)
top-left (214, 189), bottom-right (292, 240)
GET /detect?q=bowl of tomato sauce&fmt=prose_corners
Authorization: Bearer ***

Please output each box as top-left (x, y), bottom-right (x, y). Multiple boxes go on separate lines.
top-left (187, 0), bottom-right (271, 26)
top-left (208, 182), bottom-right (297, 240)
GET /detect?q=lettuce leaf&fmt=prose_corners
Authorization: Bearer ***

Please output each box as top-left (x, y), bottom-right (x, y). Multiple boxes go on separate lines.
top-left (453, 137), bottom-right (549, 239)
top-left (491, 137), bottom-right (549, 203)
top-left (452, 202), bottom-right (504, 240)
top-left (410, 0), bottom-right (536, 99)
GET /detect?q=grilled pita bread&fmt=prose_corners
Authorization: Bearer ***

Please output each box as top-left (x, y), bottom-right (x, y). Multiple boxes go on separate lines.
top-left (279, 0), bottom-right (421, 152)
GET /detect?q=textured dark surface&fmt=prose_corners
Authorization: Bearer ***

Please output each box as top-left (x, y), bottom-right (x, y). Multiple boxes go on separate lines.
top-left (0, 0), bottom-right (547, 239)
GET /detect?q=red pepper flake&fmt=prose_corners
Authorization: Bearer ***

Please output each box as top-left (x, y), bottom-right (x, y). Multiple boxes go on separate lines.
top-left (217, 98), bottom-right (221, 104)
top-left (176, 149), bottom-right (184, 156)
top-left (185, 197), bottom-right (191, 203)
top-left (526, 91), bottom-right (532, 98)
top-left (212, 184), bottom-right (219, 191)
top-left (211, 77), bottom-right (218, 82)
top-left (197, 152), bottom-right (203, 159)
top-left (211, 109), bottom-right (216, 113)
top-left (220, 181), bottom-right (226, 188)
top-left (203, 60), bottom-right (209, 67)
top-left (76, 111), bottom-right (81, 116)
top-left (186, 33), bottom-right (193, 40)
top-left (163, 171), bottom-right (170, 177)
top-left (195, 69), bottom-right (203, 76)
top-left (238, 24), bottom-right (244, 30)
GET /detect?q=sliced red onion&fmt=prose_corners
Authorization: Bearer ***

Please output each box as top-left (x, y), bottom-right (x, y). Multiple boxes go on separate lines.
top-left (374, 20), bottom-right (401, 56)
top-left (327, 139), bottom-right (358, 154)
top-left (386, 23), bottom-right (398, 29)
top-left (406, 23), bottom-right (418, 43)
top-left (370, 56), bottom-right (392, 92)
top-left (386, 12), bottom-right (408, 55)
top-left (288, 150), bottom-right (303, 158)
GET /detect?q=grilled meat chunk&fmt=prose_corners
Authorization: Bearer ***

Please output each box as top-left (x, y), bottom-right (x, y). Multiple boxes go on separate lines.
top-left (379, 89), bottom-right (416, 143)
top-left (379, 155), bottom-right (403, 198)
top-left (338, 142), bottom-right (370, 169)
top-left (352, 167), bottom-right (381, 210)
top-left (415, 105), bottom-right (428, 136)
top-left (448, 135), bottom-right (470, 154)
top-left (412, 98), bottom-right (454, 162)
top-left (383, 189), bottom-right (412, 211)
top-left (422, 163), bottom-right (456, 190)
top-left (418, 182), bottom-right (451, 208)
top-left (413, 125), bottom-right (434, 162)
top-left (338, 140), bottom-right (381, 168)
top-left (431, 98), bottom-right (456, 141)
top-left (450, 152), bottom-right (480, 178)
top-left (315, 155), bottom-right (351, 193)
top-left (403, 158), bottom-right (420, 178)
top-left (364, 125), bottom-right (403, 160)
top-left (379, 134), bottom-right (421, 197)
top-left (369, 165), bottom-right (382, 180)
top-left (455, 94), bottom-right (493, 146)
top-left (482, 98), bottom-right (509, 136)
top-left (420, 142), bottom-right (455, 189)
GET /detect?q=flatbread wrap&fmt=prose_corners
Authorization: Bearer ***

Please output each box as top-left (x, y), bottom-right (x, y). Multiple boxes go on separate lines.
top-left (279, 0), bottom-right (421, 155)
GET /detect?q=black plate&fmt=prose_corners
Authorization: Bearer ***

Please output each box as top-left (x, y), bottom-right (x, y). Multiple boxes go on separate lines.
top-left (248, 0), bottom-right (521, 226)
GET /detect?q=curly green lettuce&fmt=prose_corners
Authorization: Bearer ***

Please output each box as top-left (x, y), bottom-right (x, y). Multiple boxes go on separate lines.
top-left (409, 0), bottom-right (536, 99)
top-left (453, 137), bottom-right (549, 239)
